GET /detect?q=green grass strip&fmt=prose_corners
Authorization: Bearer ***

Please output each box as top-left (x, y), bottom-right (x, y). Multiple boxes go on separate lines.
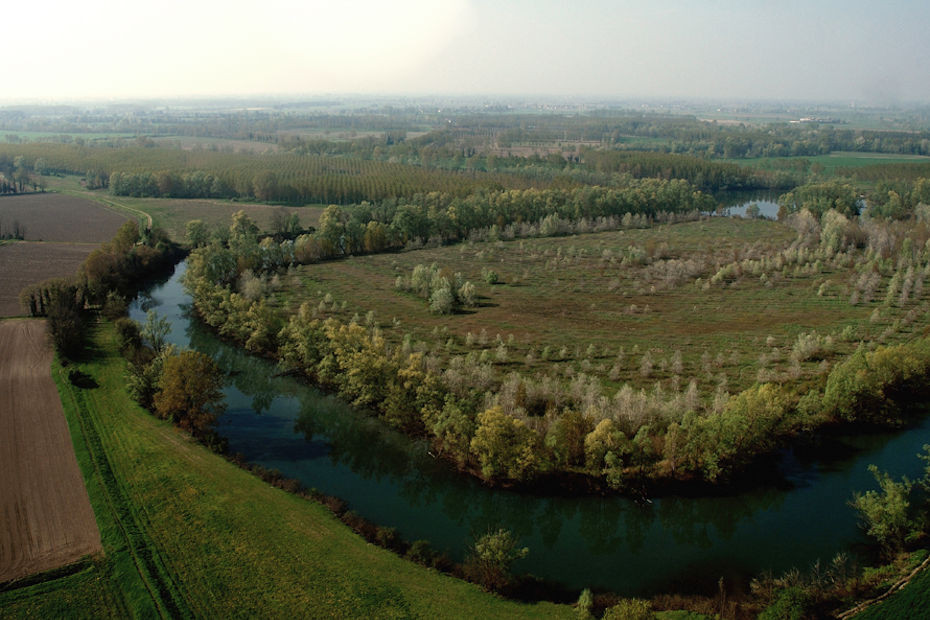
top-left (1, 321), bottom-right (569, 618)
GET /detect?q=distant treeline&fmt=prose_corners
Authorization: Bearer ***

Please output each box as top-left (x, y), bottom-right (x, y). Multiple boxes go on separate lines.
top-left (221, 180), bottom-right (715, 266)
top-left (0, 144), bottom-right (548, 205)
top-left (5, 106), bottom-right (930, 159)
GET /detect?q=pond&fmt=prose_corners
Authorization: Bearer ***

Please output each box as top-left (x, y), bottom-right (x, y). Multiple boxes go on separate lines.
top-left (130, 262), bottom-right (930, 596)
top-left (715, 191), bottom-right (782, 219)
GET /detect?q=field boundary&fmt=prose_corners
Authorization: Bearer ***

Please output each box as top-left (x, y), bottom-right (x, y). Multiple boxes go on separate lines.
top-left (58, 189), bottom-right (153, 230)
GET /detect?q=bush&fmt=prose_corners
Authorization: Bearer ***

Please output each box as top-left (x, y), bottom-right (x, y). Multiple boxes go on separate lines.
top-left (758, 586), bottom-right (810, 620)
top-left (602, 598), bottom-right (654, 619)
top-left (463, 529), bottom-right (528, 592)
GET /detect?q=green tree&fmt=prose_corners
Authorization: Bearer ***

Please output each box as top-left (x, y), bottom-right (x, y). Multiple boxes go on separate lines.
top-left (153, 350), bottom-right (226, 441)
top-left (186, 219), bottom-right (209, 248)
top-left (470, 407), bottom-right (539, 481)
top-left (464, 528), bottom-right (528, 591)
top-left (850, 464), bottom-right (915, 556)
top-left (141, 309), bottom-right (171, 354)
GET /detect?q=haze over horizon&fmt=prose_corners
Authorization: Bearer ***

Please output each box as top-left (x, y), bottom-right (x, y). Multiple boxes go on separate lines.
top-left (6, 0), bottom-right (930, 105)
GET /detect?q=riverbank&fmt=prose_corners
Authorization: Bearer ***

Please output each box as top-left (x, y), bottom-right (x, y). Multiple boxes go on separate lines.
top-left (0, 321), bottom-right (569, 618)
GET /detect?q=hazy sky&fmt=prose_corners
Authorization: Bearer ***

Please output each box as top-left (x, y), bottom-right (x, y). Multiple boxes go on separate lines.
top-left (6, 0), bottom-right (930, 103)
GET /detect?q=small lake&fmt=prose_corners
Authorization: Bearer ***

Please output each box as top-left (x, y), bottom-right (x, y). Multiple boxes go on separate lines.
top-left (131, 262), bottom-right (930, 596)
top-left (715, 191), bottom-right (781, 219)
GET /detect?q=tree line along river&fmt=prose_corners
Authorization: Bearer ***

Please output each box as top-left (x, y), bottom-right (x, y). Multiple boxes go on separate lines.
top-left (130, 261), bottom-right (930, 596)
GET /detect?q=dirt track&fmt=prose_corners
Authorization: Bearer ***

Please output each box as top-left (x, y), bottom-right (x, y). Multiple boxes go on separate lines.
top-left (0, 319), bottom-right (102, 583)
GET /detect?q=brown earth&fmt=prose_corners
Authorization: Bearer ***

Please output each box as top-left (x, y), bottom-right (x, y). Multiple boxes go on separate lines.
top-left (0, 193), bottom-right (129, 243)
top-left (0, 242), bottom-right (99, 317)
top-left (0, 193), bottom-right (131, 317)
top-left (0, 319), bottom-right (102, 583)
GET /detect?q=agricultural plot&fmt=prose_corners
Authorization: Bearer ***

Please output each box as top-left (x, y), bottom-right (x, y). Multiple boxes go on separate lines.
top-left (0, 193), bottom-right (127, 243)
top-left (0, 194), bottom-right (130, 317)
top-left (0, 243), bottom-right (98, 316)
top-left (0, 319), bottom-right (101, 583)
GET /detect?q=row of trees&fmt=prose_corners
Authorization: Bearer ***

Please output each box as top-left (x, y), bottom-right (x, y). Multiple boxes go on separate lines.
top-left (0, 143), bottom-right (540, 205)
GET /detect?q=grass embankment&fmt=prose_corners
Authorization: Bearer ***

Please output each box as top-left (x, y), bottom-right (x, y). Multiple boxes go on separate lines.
top-left (852, 554), bottom-right (930, 620)
top-left (0, 321), bottom-right (568, 618)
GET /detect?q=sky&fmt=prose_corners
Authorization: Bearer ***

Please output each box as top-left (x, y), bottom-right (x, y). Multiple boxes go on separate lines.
top-left (5, 0), bottom-right (930, 103)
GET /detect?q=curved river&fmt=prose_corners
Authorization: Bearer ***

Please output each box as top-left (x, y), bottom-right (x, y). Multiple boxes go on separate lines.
top-left (131, 262), bottom-right (930, 596)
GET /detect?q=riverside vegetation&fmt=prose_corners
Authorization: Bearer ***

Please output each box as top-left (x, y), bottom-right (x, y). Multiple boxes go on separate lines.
top-left (180, 176), bottom-right (930, 492)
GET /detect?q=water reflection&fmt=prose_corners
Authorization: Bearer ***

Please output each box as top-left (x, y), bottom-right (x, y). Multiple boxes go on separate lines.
top-left (130, 262), bottom-right (930, 595)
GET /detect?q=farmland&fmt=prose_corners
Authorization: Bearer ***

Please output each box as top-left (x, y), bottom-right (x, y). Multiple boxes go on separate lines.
top-left (0, 319), bottom-right (101, 583)
top-left (0, 193), bottom-right (128, 242)
top-left (0, 193), bottom-right (130, 316)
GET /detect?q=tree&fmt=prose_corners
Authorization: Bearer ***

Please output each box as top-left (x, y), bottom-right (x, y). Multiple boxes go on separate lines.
top-left (464, 528), bottom-right (528, 591)
top-left (141, 309), bottom-right (171, 354)
top-left (153, 350), bottom-right (226, 441)
top-left (45, 280), bottom-right (87, 358)
top-left (186, 219), bottom-right (209, 248)
top-left (850, 464), bottom-right (915, 556)
top-left (470, 406), bottom-right (540, 480)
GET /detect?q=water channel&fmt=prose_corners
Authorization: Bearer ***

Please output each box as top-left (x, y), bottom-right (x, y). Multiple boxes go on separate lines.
top-left (130, 261), bottom-right (930, 596)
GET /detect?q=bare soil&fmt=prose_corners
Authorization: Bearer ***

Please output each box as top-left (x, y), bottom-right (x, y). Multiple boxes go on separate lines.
top-left (0, 193), bottom-right (129, 243)
top-left (0, 242), bottom-right (98, 317)
top-left (0, 193), bottom-right (131, 317)
top-left (0, 319), bottom-right (102, 583)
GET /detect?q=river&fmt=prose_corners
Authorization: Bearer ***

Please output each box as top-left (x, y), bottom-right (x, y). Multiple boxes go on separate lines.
top-left (130, 261), bottom-right (930, 596)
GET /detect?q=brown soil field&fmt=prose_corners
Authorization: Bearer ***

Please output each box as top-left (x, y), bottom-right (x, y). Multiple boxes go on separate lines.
top-left (0, 193), bottom-right (129, 243)
top-left (0, 242), bottom-right (98, 317)
top-left (0, 319), bottom-right (102, 583)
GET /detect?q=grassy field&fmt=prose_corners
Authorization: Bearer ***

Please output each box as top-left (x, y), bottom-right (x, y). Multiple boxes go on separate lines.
top-left (0, 322), bottom-right (569, 618)
top-left (729, 151), bottom-right (930, 178)
top-left (279, 217), bottom-right (912, 398)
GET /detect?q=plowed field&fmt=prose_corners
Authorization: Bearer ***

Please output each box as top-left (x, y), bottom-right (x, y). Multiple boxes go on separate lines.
top-left (0, 319), bottom-right (101, 583)
top-left (0, 193), bottom-right (130, 317)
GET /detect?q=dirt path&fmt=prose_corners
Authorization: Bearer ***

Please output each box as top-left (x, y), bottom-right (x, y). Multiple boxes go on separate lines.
top-left (0, 319), bottom-right (102, 583)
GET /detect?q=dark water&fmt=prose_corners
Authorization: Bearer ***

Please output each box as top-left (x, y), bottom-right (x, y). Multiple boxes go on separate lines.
top-left (130, 262), bottom-right (930, 596)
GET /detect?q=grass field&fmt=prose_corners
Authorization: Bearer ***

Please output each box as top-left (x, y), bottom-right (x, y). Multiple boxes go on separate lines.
top-left (0, 321), bottom-right (569, 618)
top-left (729, 152), bottom-right (930, 178)
top-left (280, 217), bottom-right (912, 398)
